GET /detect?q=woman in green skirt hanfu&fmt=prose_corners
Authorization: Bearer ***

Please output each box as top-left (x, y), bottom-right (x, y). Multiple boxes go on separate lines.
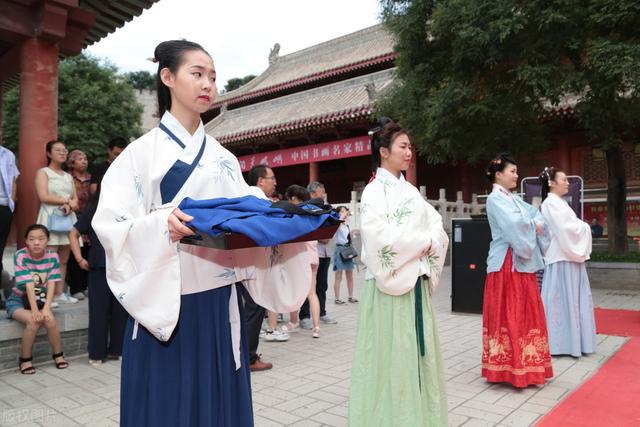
top-left (348, 118), bottom-right (449, 427)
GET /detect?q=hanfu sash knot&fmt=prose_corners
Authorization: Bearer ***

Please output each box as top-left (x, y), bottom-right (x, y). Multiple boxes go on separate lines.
top-left (159, 124), bottom-right (207, 204)
top-left (414, 277), bottom-right (426, 357)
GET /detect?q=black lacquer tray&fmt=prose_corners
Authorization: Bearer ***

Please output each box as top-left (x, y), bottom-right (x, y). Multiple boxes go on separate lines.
top-left (180, 223), bottom-right (340, 249)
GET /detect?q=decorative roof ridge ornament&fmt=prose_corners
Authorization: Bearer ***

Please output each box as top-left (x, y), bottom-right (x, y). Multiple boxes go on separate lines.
top-left (269, 43), bottom-right (281, 65)
top-left (365, 82), bottom-right (377, 102)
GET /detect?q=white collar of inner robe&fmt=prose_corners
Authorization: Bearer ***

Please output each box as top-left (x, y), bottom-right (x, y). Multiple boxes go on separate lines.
top-left (547, 192), bottom-right (565, 203)
top-left (160, 111), bottom-right (205, 147)
top-left (376, 167), bottom-right (406, 184)
top-left (492, 183), bottom-right (514, 198)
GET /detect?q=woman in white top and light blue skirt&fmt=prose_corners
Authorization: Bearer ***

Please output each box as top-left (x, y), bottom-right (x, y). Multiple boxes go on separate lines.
top-left (333, 206), bottom-right (356, 304)
top-left (539, 167), bottom-right (596, 357)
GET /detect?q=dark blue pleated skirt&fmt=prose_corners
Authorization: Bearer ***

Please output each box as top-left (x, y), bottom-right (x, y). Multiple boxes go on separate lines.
top-left (121, 284), bottom-right (253, 427)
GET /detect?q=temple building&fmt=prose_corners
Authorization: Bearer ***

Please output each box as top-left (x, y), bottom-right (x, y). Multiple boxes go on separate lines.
top-left (204, 24), bottom-right (639, 235)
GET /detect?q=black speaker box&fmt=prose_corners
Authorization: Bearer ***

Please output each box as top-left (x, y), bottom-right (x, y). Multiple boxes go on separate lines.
top-left (451, 218), bottom-right (492, 313)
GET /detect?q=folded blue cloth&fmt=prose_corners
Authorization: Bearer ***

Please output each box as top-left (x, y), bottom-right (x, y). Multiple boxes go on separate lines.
top-left (179, 195), bottom-right (340, 246)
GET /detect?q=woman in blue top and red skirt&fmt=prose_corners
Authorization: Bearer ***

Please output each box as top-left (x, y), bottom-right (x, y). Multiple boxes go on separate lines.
top-left (482, 153), bottom-right (553, 387)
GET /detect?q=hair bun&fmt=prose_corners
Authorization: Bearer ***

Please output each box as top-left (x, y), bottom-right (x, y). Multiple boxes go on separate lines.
top-left (486, 153), bottom-right (516, 183)
top-left (538, 166), bottom-right (554, 184)
top-left (379, 117), bottom-right (394, 128)
top-left (153, 43), bottom-right (165, 64)
top-left (368, 116), bottom-right (396, 136)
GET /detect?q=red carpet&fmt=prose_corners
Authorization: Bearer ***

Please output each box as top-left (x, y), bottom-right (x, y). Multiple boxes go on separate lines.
top-left (594, 308), bottom-right (640, 337)
top-left (536, 308), bottom-right (640, 426)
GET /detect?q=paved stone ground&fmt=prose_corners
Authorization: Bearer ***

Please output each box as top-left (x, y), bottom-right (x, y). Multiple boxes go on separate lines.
top-left (0, 263), bottom-right (637, 426)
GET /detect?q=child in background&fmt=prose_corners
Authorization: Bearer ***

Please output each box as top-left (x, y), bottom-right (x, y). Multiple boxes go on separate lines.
top-left (6, 224), bottom-right (69, 374)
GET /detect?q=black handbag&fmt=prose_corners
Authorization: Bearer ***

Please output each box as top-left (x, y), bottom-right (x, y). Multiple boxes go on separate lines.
top-left (339, 245), bottom-right (358, 262)
top-left (339, 226), bottom-right (358, 261)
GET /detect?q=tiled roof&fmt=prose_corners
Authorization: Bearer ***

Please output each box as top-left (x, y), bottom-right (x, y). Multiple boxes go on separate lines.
top-left (213, 24), bottom-right (395, 107)
top-left (205, 68), bottom-right (395, 145)
top-left (1, 0), bottom-right (159, 91)
top-left (80, 0), bottom-right (160, 47)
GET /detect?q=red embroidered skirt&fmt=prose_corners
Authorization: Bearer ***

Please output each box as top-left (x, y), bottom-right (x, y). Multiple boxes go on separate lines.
top-left (481, 249), bottom-right (553, 387)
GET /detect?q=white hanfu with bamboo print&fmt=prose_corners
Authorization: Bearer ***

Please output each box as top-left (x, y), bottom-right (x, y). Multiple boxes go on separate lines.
top-left (93, 111), bottom-right (312, 426)
top-left (92, 112), bottom-right (311, 364)
top-left (349, 167), bottom-right (449, 427)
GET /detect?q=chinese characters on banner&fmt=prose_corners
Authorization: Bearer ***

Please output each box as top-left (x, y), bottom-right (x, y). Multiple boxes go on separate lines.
top-left (237, 136), bottom-right (371, 172)
top-left (584, 201), bottom-right (640, 237)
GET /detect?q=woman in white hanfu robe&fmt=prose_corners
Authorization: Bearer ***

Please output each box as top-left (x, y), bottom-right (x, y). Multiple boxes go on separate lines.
top-left (539, 167), bottom-right (596, 357)
top-left (348, 119), bottom-right (449, 427)
top-left (92, 41), bottom-right (310, 427)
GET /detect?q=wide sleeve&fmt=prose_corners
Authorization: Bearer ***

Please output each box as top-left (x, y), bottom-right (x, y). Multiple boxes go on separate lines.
top-left (92, 147), bottom-right (181, 342)
top-left (521, 198), bottom-right (551, 254)
top-left (422, 201), bottom-right (449, 292)
top-left (360, 184), bottom-right (430, 295)
top-left (237, 243), bottom-right (312, 313)
top-left (542, 197), bottom-right (592, 262)
top-left (486, 195), bottom-right (537, 260)
top-left (226, 150), bottom-right (312, 313)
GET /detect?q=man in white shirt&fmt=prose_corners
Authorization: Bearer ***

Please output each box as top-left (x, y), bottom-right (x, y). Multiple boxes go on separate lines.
top-left (0, 140), bottom-right (19, 309)
top-left (242, 164), bottom-right (286, 371)
top-left (298, 181), bottom-right (338, 329)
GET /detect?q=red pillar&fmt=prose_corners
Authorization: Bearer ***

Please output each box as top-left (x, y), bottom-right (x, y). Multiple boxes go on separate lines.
top-left (558, 137), bottom-right (571, 173)
top-left (15, 38), bottom-right (59, 247)
top-left (309, 162), bottom-right (319, 184)
top-left (406, 147), bottom-right (418, 186)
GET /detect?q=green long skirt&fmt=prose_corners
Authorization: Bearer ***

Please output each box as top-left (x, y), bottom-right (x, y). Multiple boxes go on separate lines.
top-left (348, 277), bottom-right (448, 427)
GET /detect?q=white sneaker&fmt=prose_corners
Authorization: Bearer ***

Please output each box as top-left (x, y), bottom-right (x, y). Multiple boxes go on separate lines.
top-left (53, 293), bottom-right (79, 304)
top-left (299, 318), bottom-right (312, 330)
top-left (71, 292), bottom-right (86, 300)
top-left (320, 315), bottom-right (338, 325)
top-left (264, 330), bottom-right (289, 342)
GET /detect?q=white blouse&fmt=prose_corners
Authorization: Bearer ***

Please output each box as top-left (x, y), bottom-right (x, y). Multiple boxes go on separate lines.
top-left (540, 192), bottom-right (592, 264)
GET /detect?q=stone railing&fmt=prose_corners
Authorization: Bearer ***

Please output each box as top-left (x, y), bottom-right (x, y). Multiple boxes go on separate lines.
top-left (334, 187), bottom-right (486, 232)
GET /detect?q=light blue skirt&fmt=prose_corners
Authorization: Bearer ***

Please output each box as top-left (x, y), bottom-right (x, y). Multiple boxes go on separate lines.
top-left (333, 244), bottom-right (355, 271)
top-left (541, 261), bottom-right (597, 357)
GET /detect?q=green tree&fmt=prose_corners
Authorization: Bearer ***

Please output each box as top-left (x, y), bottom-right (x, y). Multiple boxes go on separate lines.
top-left (379, 0), bottom-right (640, 253)
top-left (2, 54), bottom-right (143, 163)
top-left (125, 70), bottom-right (156, 91)
top-left (224, 74), bottom-right (256, 92)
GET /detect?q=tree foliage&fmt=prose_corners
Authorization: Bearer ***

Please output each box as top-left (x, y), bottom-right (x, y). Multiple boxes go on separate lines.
top-left (125, 70), bottom-right (156, 91)
top-left (2, 54), bottom-right (143, 163)
top-left (224, 75), bottom-right (256, 92)
top-left (379, 0), bottom-right (640, 160)
top-left (379, 0), bottom-right (640, 251)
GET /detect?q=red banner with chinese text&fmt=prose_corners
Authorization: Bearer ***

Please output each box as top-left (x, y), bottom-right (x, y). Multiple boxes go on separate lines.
top-left (237, 136), bottom-right (371, 172)
top-left (584, 201), bottom-right (640, 237)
